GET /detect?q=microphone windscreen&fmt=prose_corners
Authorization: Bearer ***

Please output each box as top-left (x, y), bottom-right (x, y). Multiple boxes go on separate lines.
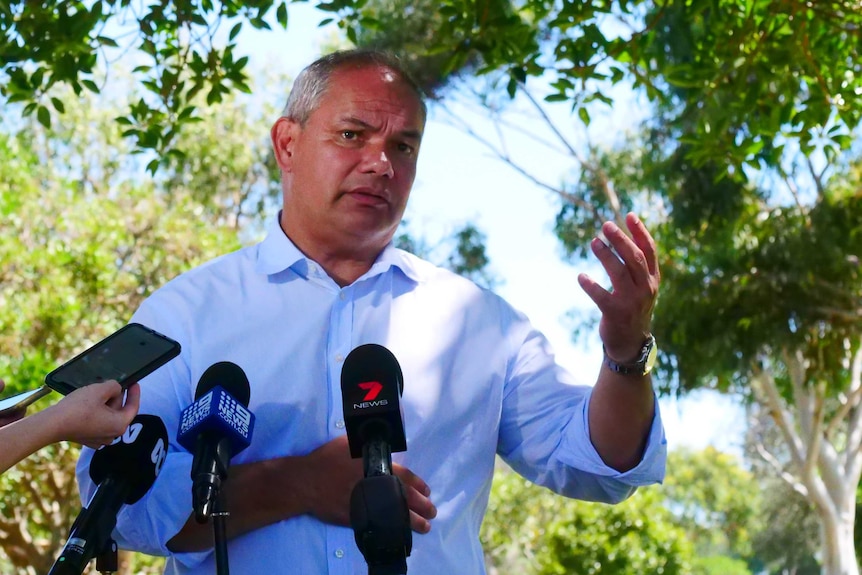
top-left (178, 362), bottom-right (255, 455)
top-left (341, 344), bottom-right (406, 458)
top-left (195, 361), bottom-right (250, 406)
top-left (89, 414), bottom-right (168, 504)
top-left (341, 344), bottom-right (403, 396)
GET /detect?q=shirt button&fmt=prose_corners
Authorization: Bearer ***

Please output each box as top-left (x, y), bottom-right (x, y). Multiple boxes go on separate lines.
top-left (335, 353), bottom-right (344, 362)
top-left (335, 549), bottom-right (344, 558)
top-left (335, 420), bottom-right (345, 429)
top-left (339, 292), bottom-right (346, 300)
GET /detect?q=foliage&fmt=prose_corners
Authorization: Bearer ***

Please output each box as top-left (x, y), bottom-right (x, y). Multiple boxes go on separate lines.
top-left (633, 0), bottom-right (862, 175)
top-left (0, 74), bottom-right (276, 572)
top-left (395, 220), bottom-right (500, 290)
top-left (482, 468), bottom-right (693, 574)
top-left (691, 555), bottom-right (753, 575)
top-left (750, 479), bottom-right (821, 575)
top-left (662, 447), bottom-right (762, 561)
top-left (0, 0), bottom-right (320, 168)
top-left (343, 0), bottom-right (862, 176)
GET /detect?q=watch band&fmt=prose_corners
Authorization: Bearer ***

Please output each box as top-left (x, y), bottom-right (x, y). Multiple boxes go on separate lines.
top-left (603, 334), bottom-right (657, 376)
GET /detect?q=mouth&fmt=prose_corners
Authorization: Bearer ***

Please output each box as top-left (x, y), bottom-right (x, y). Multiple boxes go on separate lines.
top-left (344, 188), bottom-right (389, 206)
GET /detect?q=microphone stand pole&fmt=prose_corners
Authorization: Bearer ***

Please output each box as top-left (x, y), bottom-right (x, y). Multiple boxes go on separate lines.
top-left (212, 489), bottom-right (231, 575)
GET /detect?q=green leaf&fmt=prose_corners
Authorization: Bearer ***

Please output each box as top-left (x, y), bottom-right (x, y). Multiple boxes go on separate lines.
top-left (37, 106), bottom-right (51, 128)
top-left (276, 2), bottom-right (288, 28)
top-left (82, 80), bottom-right (100, 93)
top-left (95, 35), bottom-right (119, 48)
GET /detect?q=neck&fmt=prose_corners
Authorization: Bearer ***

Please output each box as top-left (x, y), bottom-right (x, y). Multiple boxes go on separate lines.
top-left (279, 218), bottom-right (387, 287)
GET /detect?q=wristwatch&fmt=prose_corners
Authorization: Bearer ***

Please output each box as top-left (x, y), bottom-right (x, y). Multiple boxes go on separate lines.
top-left (603, 334), bottom-right (657, 376)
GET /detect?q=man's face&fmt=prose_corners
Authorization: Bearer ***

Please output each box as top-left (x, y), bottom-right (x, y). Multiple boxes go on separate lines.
top-left (272, 65), bottom-right (425, 259)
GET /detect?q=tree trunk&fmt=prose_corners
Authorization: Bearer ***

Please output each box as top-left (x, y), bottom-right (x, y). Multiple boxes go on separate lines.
top-left (751, 344), bottom-right (862, 575)
top-left (818, 500), bottom-right (859, 575)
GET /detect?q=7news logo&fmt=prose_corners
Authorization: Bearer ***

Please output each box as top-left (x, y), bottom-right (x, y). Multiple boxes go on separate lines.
top-left (353, 380), bottom-right (388, 409)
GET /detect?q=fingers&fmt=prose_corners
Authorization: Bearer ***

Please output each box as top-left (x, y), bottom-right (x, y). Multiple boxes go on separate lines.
top-left (56, 380), bottom-right (140, 447)
top-left (625, 213), bottom-right (659, 278)
top-left (393, 463), bottom-right (437, 533)
top-left (581, 213), bottom-right (659, 296)
top-left (97, 379), bottom-right (125, 410)
top-left (580, 212), bottom-right (660, 358)
top-left (594, 218), bottom-right (649, 289)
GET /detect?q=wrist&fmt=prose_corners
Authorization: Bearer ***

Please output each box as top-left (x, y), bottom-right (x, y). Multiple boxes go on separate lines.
top-left (603, 334), bottom-right (657, 376)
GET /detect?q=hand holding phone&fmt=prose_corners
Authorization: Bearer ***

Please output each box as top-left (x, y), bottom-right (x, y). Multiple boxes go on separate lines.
top-left (45, 323), bottom-right (181, 395)
top-left (0, 380), bottom-right (142, 475)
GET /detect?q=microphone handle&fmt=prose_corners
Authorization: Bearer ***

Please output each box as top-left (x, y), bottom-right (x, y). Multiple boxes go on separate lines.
top-left (48, 476), bottom-right (129, 575)
top-left (192, 435), bottom-right (234, 523)
top-left (363, 438), bottom-right (393, 478)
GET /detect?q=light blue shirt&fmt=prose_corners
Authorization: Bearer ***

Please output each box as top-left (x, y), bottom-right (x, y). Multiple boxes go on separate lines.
top-left (77, 218), bottom-right (666, 574)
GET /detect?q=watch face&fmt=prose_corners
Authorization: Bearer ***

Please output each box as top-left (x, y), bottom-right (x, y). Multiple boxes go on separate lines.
top-left (644, 337), bottom-right (658, 374)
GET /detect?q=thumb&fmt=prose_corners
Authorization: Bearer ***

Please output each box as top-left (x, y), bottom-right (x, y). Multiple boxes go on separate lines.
top-left (121, 383), bottom-right (141, 417)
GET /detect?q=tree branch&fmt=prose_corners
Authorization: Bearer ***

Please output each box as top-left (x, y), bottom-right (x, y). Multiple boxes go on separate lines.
top-left (750, 364), bottom-right (806, 469)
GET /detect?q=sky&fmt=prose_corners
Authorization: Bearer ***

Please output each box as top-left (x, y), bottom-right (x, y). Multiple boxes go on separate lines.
top-left (240, 4), bottom-right (748, 457)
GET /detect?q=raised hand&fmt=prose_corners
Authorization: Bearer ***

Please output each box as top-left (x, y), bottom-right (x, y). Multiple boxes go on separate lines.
top-left (577, 212), bottom-right (660, 363)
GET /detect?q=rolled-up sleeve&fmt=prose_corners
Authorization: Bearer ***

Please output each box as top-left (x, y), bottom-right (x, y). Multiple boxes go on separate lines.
top-left (496, 307), bottom-right (667, 504)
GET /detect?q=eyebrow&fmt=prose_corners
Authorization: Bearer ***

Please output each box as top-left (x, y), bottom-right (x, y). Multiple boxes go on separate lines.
top-left (338, 116), bottom-right (423, 142)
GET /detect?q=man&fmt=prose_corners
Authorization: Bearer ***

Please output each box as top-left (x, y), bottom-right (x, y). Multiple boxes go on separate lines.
top-left (77, 49), bottom-right (665, 574)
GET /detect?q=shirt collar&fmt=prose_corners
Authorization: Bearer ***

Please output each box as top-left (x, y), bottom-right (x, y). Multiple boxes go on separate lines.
top-left (255, 215), bottom-right (422, 285)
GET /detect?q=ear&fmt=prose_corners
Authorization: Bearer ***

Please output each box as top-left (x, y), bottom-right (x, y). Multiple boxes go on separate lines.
top-left (271, 117), bottom-right (299, 172)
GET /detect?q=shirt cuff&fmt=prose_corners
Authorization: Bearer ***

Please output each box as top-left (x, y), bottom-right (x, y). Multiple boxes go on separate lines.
top-left (558, 387), bottom-right (667, 486)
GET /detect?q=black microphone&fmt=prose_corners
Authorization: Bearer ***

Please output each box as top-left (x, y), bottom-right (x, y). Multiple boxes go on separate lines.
top-left (341, 344), bottom-right (411, 575)
top-left (49, 414), bottom-right (168, 575)
top-left (341, 343), bottom-right (407, 474)
top-left (177, 361), bottom-right (254, 523)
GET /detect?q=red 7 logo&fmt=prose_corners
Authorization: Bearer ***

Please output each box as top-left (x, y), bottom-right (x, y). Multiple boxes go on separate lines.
top-left (359, 381), bottom-right (383, 401)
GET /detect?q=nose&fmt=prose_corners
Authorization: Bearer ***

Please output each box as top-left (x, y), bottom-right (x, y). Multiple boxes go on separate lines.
top-left (361, 146), bottom-right (394, 178)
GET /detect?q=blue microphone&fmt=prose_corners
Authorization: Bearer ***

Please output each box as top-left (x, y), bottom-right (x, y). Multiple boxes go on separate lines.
top-left (177, 361), bottom-right (254, 523)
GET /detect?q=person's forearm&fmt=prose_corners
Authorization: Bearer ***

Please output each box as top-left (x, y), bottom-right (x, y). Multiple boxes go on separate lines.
top-left (587, 366), bottom-right (655, 472)
top-left (166, 454), bottom-right (313, 552)
top-left (0, 410), bottom-right (60, 474)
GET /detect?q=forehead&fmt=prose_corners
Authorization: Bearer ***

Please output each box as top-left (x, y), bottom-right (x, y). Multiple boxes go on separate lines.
top-left (312, 65), bottom-right (425, 130)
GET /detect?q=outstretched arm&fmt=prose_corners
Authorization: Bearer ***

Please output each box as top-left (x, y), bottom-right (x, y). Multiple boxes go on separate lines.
top-left (0, 380), bottom-right (140, 474)
top-left (579, 213), bottom-right (660, 472)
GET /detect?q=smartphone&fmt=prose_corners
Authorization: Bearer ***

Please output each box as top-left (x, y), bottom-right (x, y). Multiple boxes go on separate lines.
top-left (45, 323), bottom-right (181, 395)
top-left (0, 386), bottom-right (51, 416)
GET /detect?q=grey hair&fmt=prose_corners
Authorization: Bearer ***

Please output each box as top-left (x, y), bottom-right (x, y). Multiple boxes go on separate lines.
top-left (281, 49), bottom-right (427, 125)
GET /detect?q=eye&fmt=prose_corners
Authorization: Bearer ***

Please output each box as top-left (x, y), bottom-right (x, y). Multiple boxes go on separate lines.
top-left (397, 142), bottom-right (416, 156)
top-left (341, 130), bottom-right (358, 140)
